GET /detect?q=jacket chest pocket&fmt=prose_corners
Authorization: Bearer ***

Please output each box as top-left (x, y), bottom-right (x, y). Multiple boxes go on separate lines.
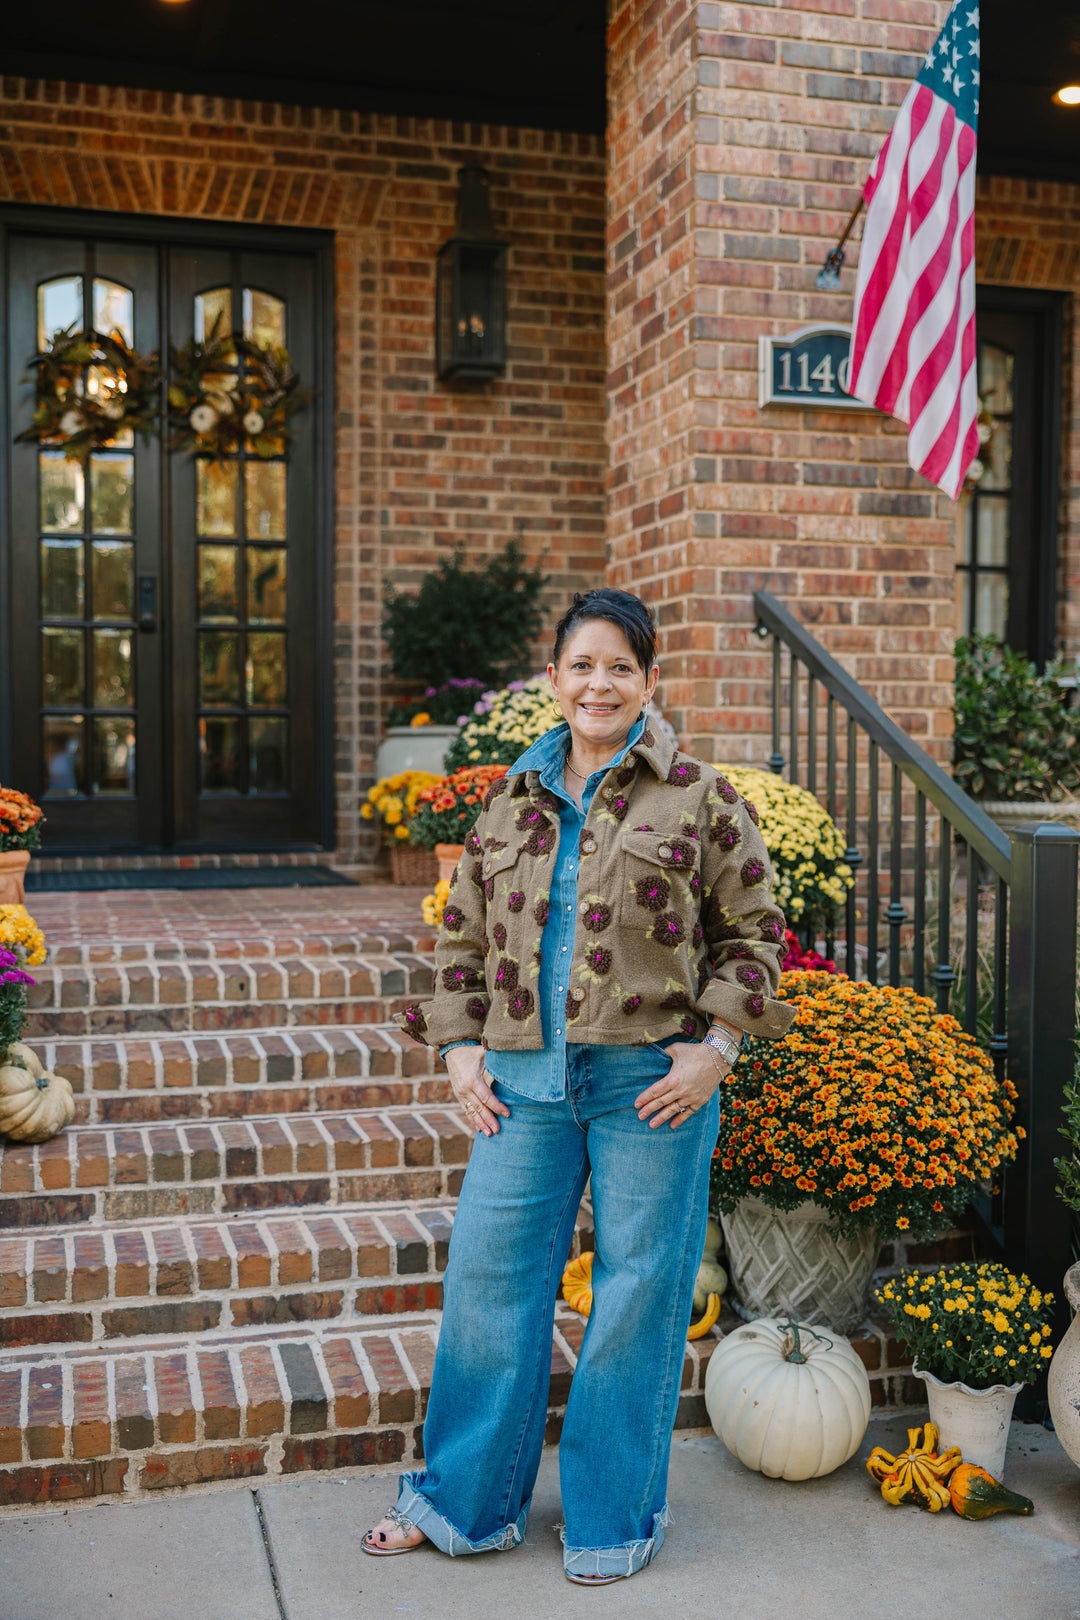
top-left (481, 844), bottom-right (524, 906)
top-left (618, 829), bottom-right (702, 933)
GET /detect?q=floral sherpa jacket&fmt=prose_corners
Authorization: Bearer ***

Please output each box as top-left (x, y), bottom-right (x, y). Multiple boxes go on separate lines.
top-left (396, 723), bottom-right (796, 1051)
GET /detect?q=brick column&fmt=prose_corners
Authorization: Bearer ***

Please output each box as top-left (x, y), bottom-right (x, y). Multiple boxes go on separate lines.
top-left (606, 0), bottom-right (958, 765)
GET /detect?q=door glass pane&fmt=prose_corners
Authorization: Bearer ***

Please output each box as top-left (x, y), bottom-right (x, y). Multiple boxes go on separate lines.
top-left (92, 629), bottom-right (134, 708)
top-left (975, 573), bottom-right (1009, 639)
top-left (43, 715), bottom-right (84, 796)
top-left (976, 496), bottom-right (1009, 568)
top-left (246, 632), bottom-right (286, 706)
top-left (38, 277), bottom-right (83, 350)
top-left (979, 343), bottom-right (1014, 414)
top-left (199, 545), bottom-right (240, 622)
top-left (199, 632), bottom-right (241, 705)
top-left (981, 420), bottom-right (1012, 491)
top-left (246, 547), bottom-right (287, 623)
top-left (243, 288), bottom-right (285, 348)
top-left (41, 539), bottom-right (84, 619)
top-left (200, 716), bottom-right (241, 792)
top-left (92, 280), bottom-right (133, 347)
top-left (92, 717), bottom-right (135, 795)
top-left (40, 453), bottom-right (85, 533)
top-left (196, 459), bottom-right (238, 537)
top-left (92, 542), bottom-right (134, 620)
top-left (244, 461), bottom-right (286, 539)
top-left (250, 716), bottom-right (288, 792)
top-left (42, 628), bottom-right (84, 705)
top-left (195, 287), bottom-right (232, 345)
top-left (90, 454), bottom-right (134, 535)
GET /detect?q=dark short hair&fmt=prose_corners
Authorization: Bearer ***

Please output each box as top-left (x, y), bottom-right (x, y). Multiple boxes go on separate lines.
top-left (551, 588), bottom-right (658, 673)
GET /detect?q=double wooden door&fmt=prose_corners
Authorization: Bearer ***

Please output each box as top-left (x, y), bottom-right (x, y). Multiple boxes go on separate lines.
top-left (4, 222), bottom-right (329, 853)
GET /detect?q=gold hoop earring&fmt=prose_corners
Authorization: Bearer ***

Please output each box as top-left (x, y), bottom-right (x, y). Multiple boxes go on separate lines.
top-left (551, 698), bottom-right (563, 717)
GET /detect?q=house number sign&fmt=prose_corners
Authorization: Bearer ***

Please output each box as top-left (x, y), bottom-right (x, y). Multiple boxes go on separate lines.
top-left (757, 323), bottom-right (874, 411)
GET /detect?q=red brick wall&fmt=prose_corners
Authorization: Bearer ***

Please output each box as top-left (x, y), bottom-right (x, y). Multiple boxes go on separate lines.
top-left (0, 80), bottom-right (608, 861)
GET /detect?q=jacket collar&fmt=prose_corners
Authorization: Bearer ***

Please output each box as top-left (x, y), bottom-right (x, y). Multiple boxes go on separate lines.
top-left (509, 712), bottom-right (675, 789)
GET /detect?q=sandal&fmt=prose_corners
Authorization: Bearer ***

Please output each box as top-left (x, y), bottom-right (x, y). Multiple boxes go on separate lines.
top-left (362, 1505), bottom-right (426, 1556)
top-left (565, 1572), bottom-right (627, 1586)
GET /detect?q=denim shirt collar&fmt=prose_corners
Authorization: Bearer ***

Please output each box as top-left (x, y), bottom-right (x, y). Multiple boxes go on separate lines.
top-left (509, 712), bottom-right (653, 789)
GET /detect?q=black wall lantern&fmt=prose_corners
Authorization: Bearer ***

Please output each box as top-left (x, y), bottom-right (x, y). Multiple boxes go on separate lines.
top-left (435, 167), bottom-right (507, 383)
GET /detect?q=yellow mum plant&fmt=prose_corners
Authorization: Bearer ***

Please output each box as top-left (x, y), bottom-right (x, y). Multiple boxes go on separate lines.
top-left (0, 904), bottom-right (47, 1055)
top-left (443, 678), bottom-right (557, 770)
top-left (360, 771), bottom-right (443, 842)
top-left (877, 1263), bottom-right (1054, 1389)
top-left (422, 879), bottom-right (452, 930)
top-left (0, 904), bottom-right (46, 967)
top-left (715, 764), bottom-right (853, 928)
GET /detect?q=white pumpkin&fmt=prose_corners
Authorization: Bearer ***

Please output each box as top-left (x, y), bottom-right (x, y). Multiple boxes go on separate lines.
top-left (693, 1217), bottom-right (728, 1313)
top-left (704, 1316), bottom-right (871, 1480)
top-left (0, 1050), bottom-right (75, 1143)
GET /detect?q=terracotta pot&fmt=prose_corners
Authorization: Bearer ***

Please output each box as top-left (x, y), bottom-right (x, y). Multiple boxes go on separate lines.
top-left (0, 850), bottom-right (31, 906)
top-left (720, 1196), bottom-right (880, 1334)
top-left (914, 1360), bottom-right (1021, 1481)
top-left (435, 842), bottom-right (466, 884)
top-left (1047, 1261), bottom-right (1080, 1471)
top-left (389, 844), bottom-right (439, 886)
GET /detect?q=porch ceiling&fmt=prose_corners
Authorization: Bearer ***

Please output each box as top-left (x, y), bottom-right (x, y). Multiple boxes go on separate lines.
top-left (2, 2), bottom-right (1076, 174)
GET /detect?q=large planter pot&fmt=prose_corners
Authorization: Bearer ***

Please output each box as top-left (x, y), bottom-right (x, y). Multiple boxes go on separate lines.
top-left (1047, 1260), bottom-right (1080, 1470)
top-left (375, 725), bottom-right (459, 782)
top-left (0, 850), bottom-right (31, 905)
top-left (435, 842), bottom-right (465, 884)
top-left (914, 1361), bottom-right (1021, 1481)
top-left (719, 1196), bottom-right (880, 1334)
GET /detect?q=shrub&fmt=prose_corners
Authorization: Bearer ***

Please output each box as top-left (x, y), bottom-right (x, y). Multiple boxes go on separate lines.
top-left (443, 678), bottom-right (557, 770)
top-left (714, 764), bottom-right (853, 930)
top-left (384, 679), bottom-right (491, 729)
top-left (877, 1262), bottom-right (1054, 1389)
top-left (953, 633), bottom-right (1080, 801)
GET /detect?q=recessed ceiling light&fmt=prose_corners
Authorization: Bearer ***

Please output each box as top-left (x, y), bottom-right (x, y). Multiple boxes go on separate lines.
top-left (1054, 85), bottom-right (1080, 106)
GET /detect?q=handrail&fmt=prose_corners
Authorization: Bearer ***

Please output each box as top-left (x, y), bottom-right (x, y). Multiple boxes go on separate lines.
top-left (754, 590), bottom-right (1012, 879)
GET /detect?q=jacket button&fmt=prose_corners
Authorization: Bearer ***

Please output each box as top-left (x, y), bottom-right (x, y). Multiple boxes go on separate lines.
top-left (582, 838), bottom-right (597, 854)
top-left (658, 844), bottom-right (672, 859)
top-left (601, 786), bottom-right (614, 800)
top-left (571, 987), bottom-right (586, 1001)
top-left (579, 900), bottom-right (590, 914)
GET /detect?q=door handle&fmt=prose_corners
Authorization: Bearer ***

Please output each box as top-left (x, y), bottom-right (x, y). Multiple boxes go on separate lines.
top-left (138, 575), bottom-right (158, 632)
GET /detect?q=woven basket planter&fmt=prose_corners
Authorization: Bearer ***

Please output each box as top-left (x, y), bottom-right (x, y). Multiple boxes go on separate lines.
top-left (389, 844), bottom-right (439, 886)
top-left (720, 1196), bottom-right (879, 1334)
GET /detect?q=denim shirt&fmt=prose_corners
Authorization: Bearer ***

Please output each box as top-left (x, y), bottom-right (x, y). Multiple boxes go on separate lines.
top-left (442, 715), bottom-right (647, 1102)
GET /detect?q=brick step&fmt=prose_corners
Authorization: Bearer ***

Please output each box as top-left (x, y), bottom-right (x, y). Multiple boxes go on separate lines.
top-left (44, 925), bottom-right (432, 965)
top-left (26, 1023), bottom-right (447, 1126)
top-left (22, 952), bottom-right (434, 1039)
top-left (0, 1200), bottom-right (597, 1350)
top-left (0, 1106), bottom-right (471, 1228)
top-left (0, 1305), bottom-right (721, 1507)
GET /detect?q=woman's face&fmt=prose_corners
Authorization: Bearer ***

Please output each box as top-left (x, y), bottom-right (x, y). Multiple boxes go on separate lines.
top-left (548, 618), bottom-right (658, 755)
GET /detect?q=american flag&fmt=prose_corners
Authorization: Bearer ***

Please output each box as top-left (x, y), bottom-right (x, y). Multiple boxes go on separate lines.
top-left (847, 2), bottom-right (980, 500)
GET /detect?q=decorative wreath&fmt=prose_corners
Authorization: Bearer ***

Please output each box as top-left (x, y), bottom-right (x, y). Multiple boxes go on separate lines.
top-left (167, 315), bottom-right (311, 461)
top-left (14, 326), bottom-right (161, 460)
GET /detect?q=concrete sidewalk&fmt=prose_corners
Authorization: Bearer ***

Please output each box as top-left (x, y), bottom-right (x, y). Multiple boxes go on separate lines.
top-left (2, 1419), bottom-right (1077, 1620)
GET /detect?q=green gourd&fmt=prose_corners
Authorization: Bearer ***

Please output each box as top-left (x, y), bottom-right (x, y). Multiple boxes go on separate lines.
top-left (949, 1463), bottom-right (1034, 1520)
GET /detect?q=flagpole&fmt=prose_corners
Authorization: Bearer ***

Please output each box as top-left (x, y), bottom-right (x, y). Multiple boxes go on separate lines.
top-left (814, 196), bottom-right (865, 290)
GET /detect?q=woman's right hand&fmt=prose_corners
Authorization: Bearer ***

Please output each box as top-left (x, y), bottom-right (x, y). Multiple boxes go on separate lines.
top-left (445, 1044), bottom-right (511, 1137)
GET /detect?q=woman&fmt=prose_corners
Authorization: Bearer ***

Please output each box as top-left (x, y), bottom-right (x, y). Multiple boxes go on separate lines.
top-left (365, 588), bottom-right (793, 1584)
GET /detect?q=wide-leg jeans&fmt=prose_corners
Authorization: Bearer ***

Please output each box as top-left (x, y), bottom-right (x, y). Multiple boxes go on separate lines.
top-left (395, 1040), bottom-right (719, 1578)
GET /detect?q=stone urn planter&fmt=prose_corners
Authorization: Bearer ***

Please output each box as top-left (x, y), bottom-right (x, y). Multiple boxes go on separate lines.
top-left (914, 1361), bottom-right (1022, 1481)
top-left (719, 1197), bottom-right (880, 1334)
top-left (375, 725), bottom-right (459, 782)
top-left (1048, 1261), bottom-right (1080, 1471)
top-left (977, 799), bottom-right (1080, 836)
top-left (435, 842), bottom-right (465, 884)
top-left (0, 850), bottom-right (31, 905)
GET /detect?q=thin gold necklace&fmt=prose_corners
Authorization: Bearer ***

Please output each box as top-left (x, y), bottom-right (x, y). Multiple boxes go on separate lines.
top-left (564, 756), bottom-right (588, 781)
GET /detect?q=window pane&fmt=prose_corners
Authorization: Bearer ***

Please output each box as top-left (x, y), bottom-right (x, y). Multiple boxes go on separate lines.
top-left (976, 496), bottom-right (1009, 569)
top-left (41, 539), bottom-right (84, 619)
top-left (199, 545), bottom-right (240, 622)
top-left (42, 627), bottom-right (84, 706)
top-left (196, 459), bottom-right (238, 537)
top-left (246, 632), bottom-right (287, 706)
top-left (975, 572), bottom-right (1009, 640)
top-left (244, 461), bottom-right (286, 539)
top-left (194, 287), bottom-right (233, 345)
top-left (92, 716), bottom-right (135, 795)
top-left (90, 453), bottom-right (134, 535)
top-left (199, 631), bottom-right (241, 706)
top-left (92, 280), bottom-right (133, 347)
top-left (250, 716), bottom-right (288, 793)
top-left (981, 420), bottom-right (1012, 491)
top-left (40, 452), bottom-right (85, 534)
top-left (43, 715), bottom-right (84, 796)
top-left (92, 542), bottom-right (134, 620)
top-left (38, 277), bottom-right (83, 351)
top-left (92, 629), bottom-right (134, 708)
top-left (200, 716), bottom-right (241, 793)
top-left (979, 343), bottom-right (1013, 415)
top-left (246, 547), bottom-right (287, 623)
top-left (243, 288), bottom-right (285, 348)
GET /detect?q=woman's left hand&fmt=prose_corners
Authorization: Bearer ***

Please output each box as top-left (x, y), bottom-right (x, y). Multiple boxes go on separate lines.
top-left (634, 1042), bottom-right (729, 1130)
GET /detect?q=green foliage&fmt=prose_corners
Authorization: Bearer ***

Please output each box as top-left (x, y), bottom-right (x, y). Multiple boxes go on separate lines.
top-left (384, 679), bottom-right (490, 729)
top-left (953, 634), bottom-right (1080, 801)
top-left (0, 984), bottom-right (27, 1055)
top-left (1054, 1040), bottom-right (1080, 1216)
top-left (382, 542), bottom-right (549, 689)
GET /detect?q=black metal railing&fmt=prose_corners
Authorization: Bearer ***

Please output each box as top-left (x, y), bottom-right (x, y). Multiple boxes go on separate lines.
top-left (754, 591), bottom-right (1078, 1321)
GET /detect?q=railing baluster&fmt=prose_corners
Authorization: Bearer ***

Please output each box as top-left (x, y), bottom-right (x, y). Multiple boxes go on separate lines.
top-left (789, 654), bottom-right (799, 785)
top-left (844, 716), bottom-right (861, 979)
top-left (826, 694), bottom-right (837, 821)
top-left (965, 841), bottom-right (980, 1035)
top-left (934, 817), bottom-right (955, 1013)
top-left (769, 636), bottom-right (784, 776)
top-left (867, 742), bottom-right (879, 984)
top-left (990, 876), bottom-right (1007, 1086)
top-left (913, 789), bottom-right (926, 996)
top-left (807, 673), bottom-right (817, 797)
top-left (887, 762), bottom-right (906, 987)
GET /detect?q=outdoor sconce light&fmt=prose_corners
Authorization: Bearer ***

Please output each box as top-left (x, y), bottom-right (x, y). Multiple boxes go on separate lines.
top-left (435, 167), bottom-right (507, 383)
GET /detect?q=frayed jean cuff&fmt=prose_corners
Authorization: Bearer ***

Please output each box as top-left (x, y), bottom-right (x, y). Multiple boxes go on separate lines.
top-left (560, 1503), bottom-right (670, 1578)
top-left (396, 1471), bottom-right (527, 1557)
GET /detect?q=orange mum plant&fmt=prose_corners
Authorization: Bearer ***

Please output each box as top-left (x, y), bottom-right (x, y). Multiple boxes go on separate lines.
top-left (0, 787), bottom-right (44, 854)
top-left (405, 765), bottom-right (509, 851)
top-left (710, 971), bottom-right (1022, 1242)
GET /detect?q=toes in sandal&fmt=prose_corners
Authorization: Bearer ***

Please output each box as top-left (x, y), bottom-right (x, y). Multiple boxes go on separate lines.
top-left (362, 1505), bottom-right (424, 1557)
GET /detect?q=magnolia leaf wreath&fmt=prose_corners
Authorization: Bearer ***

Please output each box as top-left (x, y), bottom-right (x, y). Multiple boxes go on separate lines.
top-left (167, 314), bottom-right (312, 461)
top-left (14, 326), bottom-right (161, 461)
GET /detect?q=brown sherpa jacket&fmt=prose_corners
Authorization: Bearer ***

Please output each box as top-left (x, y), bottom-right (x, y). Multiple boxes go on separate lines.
top-left (396, 722), bottom-right (796, 1051)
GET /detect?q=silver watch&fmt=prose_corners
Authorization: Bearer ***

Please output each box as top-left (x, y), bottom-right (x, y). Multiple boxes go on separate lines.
top-left (703, 1027), bottom-right (742, 1065)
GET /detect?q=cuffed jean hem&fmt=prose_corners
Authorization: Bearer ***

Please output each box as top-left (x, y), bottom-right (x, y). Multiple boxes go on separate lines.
top-left (560, 1504), bottom-right (670, 1578)
top-left (396, 1471), bottom-right (527, 1557)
